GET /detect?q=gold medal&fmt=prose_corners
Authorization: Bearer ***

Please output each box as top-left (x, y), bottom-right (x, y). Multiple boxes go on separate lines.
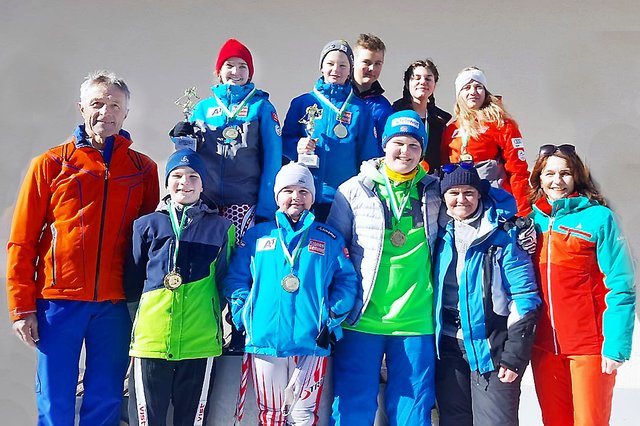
top-left (460, 153), bottom-right (473, 162)
top-left (334, 123), bottom-right (348, 139)
top-left (163, 271), bottom-right (183, 290)
top-left (281, 274), bottom-right (300, 293)
top-left (390, 229), bottom-right (407, 247)
top-left (222, 126), bottom-right (239, 141)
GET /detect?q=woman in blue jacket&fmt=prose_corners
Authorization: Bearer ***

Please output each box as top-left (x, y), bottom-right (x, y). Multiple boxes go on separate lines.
top-left (224, 163), bottom-right (358, 425)
top-left (282, 39), bottom-right (379, 222)
top-left (433, 164), bottom-right (541, 426)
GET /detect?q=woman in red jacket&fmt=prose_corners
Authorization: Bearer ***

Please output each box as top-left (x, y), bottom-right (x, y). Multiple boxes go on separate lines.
top-left (441, 67), bottom-right (531, 215)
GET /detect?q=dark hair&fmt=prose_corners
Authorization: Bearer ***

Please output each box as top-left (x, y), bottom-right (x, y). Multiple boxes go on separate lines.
top-left (401, 59), bottom-right (439, 104)
top-left (528, 147), bottom-right (606, 206)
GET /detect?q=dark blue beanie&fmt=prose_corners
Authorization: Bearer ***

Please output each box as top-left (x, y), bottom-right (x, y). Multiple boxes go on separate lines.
top-left (165, 149), bottom-right (206, 186)
top-left (440, 164), bottom-right (483, 195)
top-left (382, 110), bottom-right (427, 149)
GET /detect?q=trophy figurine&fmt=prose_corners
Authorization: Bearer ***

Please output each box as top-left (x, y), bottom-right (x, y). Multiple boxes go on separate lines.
top-left (297, 104), bottom-right (321, 168)
top-left (171, 87), bottom-right (201, 151)
top-left (174, 87), bottom-right (200, 120)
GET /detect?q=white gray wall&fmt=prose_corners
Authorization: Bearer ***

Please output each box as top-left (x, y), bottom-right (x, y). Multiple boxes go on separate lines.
top-left (1, 1), bottom-right (639, 424)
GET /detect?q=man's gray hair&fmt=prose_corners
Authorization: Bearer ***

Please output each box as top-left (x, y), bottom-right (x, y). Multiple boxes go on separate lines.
top-left (80, 70), bottom-right (131, 105)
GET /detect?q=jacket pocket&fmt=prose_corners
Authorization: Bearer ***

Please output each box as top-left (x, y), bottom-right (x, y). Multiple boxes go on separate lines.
top-left (50, 224), bottom-right (58, 286)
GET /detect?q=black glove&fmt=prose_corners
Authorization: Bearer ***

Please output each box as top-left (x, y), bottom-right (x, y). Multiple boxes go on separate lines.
top-left (315, 324), bottom-right (337, 349)
top-left (503, 216), bottom-right (537, 255)
top-left (169, 121), bottom-right (196, 138)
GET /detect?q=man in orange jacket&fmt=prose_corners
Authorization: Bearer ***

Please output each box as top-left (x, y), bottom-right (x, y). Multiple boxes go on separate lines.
top-left (6, 70), bottom-right (159, 425)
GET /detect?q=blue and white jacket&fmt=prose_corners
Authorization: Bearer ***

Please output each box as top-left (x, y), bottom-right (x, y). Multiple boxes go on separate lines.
top-left (223, 210), bottom-right (358, 357)
top-left (282, 78), bottom-right (379, 205)
top-left (189, 83), bottom-right (282, 219)
top-left (434, 188), bottom-right (541, 374)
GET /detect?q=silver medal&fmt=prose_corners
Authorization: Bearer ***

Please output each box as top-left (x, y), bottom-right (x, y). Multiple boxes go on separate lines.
top-left (334, 123), bottom-right (348, 139)
top-left (281, 274), bottom-right (300, 293)
top-left (222, 126), bottom-right (239, 141)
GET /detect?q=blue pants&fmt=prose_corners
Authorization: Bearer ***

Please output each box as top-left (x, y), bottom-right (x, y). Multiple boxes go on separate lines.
top-left (35, 299), bottom-right (131, 426)
top-left (330, 330), bottom-right (436, 426)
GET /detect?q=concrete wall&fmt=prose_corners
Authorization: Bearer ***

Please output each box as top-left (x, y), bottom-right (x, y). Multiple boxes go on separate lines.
top-left (1, 1), bottom-right (639, 424)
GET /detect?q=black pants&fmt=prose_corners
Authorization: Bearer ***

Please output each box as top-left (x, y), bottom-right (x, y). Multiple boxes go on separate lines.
top-left (128, 357), bottom-right (216, 426)
top-left (435, 336), bottom-right (523, 426)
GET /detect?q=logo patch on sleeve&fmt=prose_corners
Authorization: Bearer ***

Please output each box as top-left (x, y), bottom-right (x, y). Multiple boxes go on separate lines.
top-left (316, 226), bottom-right (337, 239)
top-left (517, 150), bottom-right (527, 161)
top-left (271, 112), bottom-right (280, 123)
top-left (342, 247), bottom-right (350, 258)
top-left (257, 237), bottom-right (277, 251)
top-left (308, 239), bottom-right (326, 255)
top-left (511, 138), bottom-right (524, 148)
top-left (207, 107), bottom-right (223, 117)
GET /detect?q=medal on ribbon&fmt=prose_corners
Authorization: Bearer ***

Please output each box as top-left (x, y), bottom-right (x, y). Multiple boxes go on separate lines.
top-left (213, 87), bottom-right (257, 143)
top-left (383, 168), bottom-right (415, 248)
top-left (276, 217), bottom-right (311, 293)
top-left (312, 87), bottom-right (354, 140)
top-left (165, 201), bottom-right (191, 291)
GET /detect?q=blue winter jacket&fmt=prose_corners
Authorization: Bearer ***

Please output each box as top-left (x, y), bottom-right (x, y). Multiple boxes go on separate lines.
top-left (223, 210), bottom-right (358, 357)
top-left (189, 83), bottom-right (282, 219)
top-left (282, 78), bottom-right (379, 204)
top-left (353, 80), bottom-right (392, 154)
top-left (434, 188), bottom-right (541, 374)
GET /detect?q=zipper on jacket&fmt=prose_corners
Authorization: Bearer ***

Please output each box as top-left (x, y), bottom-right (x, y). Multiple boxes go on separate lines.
top-left (546, 217), bottom-right (559, 354)
top-left (93, 161), bottom-right (109, 300)
top-left (464, 263), bottom-right (481, 372)
top-left (50, 223), bottom-right (58, 286)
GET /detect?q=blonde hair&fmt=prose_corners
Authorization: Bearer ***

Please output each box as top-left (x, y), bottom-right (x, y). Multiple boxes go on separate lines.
top-left (453, 67), bottom-right (513, 139)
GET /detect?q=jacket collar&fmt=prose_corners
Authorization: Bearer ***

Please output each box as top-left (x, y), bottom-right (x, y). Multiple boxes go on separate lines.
top-left (211, 82), bottom-right (260, 103)
top-left (73, 125), bottom-right (131, 164)
top-left (353, 80), bottom-right (385, 98)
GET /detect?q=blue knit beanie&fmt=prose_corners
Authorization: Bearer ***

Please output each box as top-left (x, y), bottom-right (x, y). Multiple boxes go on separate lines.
top-left (382, 110), bottom-right (427, 149)
top-left (165, 149), bottom-right (206, 186)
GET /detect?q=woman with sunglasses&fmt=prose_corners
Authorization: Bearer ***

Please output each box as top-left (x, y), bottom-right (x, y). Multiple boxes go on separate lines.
top-left (528, 144), bottom-right (635, 426)
top-left (391, 59), bottom-right (452, 173)
top-left (433, 162), bottom-right (540, 426)
top-left (442, 67), bottom-right (531, 215)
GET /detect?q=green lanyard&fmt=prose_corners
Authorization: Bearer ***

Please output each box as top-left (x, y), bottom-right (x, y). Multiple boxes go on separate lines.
top-left (168, 202), bottom-right (191, 272)
top-left (382, 169), bottom-right (415, 223)
top-left (213, 87), bottom-right (257, 122)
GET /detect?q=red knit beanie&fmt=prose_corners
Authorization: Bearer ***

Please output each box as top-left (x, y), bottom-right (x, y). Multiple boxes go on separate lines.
top-left (215, 38), bottom-right (254, 80)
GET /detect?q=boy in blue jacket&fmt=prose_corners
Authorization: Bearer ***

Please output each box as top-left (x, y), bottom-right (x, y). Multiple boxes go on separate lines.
top-left (224, 162), bottom-right (358, 425)
top-left (282, 39), bottom-right (379, 222)
top-left (125, 150), bottom-right (234, 426)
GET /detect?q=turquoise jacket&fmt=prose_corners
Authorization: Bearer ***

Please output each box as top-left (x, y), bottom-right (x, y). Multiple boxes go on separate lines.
top-left (530, 195), bottom-right (635, 361)
top-left (223, 210), bottom-right (358, 357)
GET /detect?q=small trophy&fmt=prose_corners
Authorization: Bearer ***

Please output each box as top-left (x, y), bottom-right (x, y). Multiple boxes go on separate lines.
top-left (171, 87), bottom-right (200, 151)
top-left (174, 87), bottom-right (200, 119)
top-left (298, 104), bottom-right (321, 168)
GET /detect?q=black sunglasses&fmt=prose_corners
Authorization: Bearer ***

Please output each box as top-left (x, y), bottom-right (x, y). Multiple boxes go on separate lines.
top-left (439, 161), bottom-right (475, 179)
top-left (537, 144), bottom-right (576, 157)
